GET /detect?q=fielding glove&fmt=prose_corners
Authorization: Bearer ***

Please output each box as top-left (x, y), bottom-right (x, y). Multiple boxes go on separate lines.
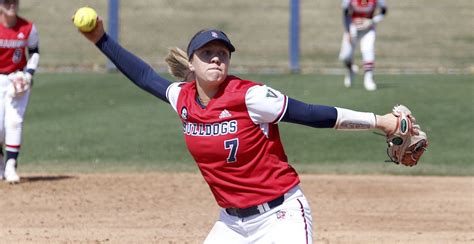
top-left (386, 104), bottom-right (429, 166)
top-left (7, 71), bottom-right (32, 97)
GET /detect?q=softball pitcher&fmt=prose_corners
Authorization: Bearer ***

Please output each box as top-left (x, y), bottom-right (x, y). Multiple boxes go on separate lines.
top-left (339, 0), bottom-right (387, 91)
top-left (0, 0), bottom-right (39, 183)
top-left (77, 16), bottom-right (407, 243)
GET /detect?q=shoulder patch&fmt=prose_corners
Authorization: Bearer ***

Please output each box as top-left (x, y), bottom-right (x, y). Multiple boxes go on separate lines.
top-left (180, 106), bottom-right (188, 120)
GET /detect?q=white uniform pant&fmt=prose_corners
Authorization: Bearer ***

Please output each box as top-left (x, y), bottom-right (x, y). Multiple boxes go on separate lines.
top-left (0, 74), bottom-right (30, 151)
top-left (204, 185), bottom-right (313, 244)
top-left (339, 28), bottom-right (376, 67)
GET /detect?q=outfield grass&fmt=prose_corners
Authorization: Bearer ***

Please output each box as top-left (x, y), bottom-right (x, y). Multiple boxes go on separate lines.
top-left (19, 73), bottom-right (473, 176)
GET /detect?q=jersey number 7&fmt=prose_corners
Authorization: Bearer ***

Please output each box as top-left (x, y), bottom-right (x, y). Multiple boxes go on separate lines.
top-left (224, 138), bottom-right (239, 163)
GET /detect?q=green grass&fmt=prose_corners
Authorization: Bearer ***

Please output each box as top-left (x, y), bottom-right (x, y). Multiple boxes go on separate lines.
top-left (19, 73), bottom-right (473, 176)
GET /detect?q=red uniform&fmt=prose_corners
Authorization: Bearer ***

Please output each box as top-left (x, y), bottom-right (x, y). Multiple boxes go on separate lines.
top-left (347, 0), bottom-right (378, 19)
top-left (167, 75), bottom-right (299, 208)
top-left (0, 17), bottom-right (34, 74)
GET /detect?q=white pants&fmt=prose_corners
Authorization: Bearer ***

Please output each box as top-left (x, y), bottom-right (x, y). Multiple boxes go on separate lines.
top-left (339, 28), bottom-right (376, 66)
top-left (0, 74), bottom-right (30, 150)
top-left (204, 185), bottom-right (313, 244)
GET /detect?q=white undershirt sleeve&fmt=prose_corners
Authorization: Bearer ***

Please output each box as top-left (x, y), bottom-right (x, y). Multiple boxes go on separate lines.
top-left (166, 82), bottom-right (184, 113)
top-left (245, 85), bottom-right (288, 124)
top-left (26, 53), bottom-right (39, 71)
top-left (341, 0), bottom-right (350, 8)
top-left (377, 0), bottom-right (386, 8)
top-left (334, 107), bottom-right (376, 130)
top-left (28, 24), bottom-right (39, 49)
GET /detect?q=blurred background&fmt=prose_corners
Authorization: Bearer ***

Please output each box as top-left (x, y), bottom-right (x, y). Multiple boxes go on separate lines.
top-left (19, 0), bottom-right (474, 74)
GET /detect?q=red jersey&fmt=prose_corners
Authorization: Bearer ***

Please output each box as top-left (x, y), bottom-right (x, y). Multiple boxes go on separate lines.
top-left (167, 76), bottom-right (299, 208)
top-left (343, 0), bottom-right (385, 19)
top-left (0, 17), bottom-right (37, 74)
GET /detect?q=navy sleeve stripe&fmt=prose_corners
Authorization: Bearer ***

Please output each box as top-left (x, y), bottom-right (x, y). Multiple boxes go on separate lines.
top-left (281, 97), bottom-right (337, 128)
top-left (272, 95), bottom-right (288, 124)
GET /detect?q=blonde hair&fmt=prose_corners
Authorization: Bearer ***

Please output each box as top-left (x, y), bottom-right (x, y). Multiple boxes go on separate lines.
top-left (165, 47), bottom-right (193, 82)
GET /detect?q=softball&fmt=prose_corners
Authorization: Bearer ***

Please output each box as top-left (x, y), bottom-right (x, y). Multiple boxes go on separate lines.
top-left (73, 7), bottom-right (98, 32)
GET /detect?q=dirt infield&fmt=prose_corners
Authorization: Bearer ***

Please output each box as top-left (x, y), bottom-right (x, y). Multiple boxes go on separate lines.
top-left (0, 173), bottom-right (472, 243)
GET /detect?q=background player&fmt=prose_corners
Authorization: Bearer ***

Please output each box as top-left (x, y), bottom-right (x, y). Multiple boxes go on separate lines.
top-left (76, 15), bottom-right (413, 243)
top-left (0, 0), bottom-right (40, 183)
top-left (339, 0), bottom-right (387, 91)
